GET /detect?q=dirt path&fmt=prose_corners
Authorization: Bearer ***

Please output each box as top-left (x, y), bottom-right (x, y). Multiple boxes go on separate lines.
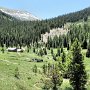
top-left (33, 82), bottom-right (41, 90)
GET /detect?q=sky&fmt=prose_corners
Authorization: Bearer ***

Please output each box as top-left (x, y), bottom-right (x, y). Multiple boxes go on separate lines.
top-left (0, 0), bottom-right (90, 19)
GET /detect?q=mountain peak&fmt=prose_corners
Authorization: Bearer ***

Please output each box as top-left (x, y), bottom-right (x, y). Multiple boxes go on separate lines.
top-left (0, 7), bottom-right (40, 21)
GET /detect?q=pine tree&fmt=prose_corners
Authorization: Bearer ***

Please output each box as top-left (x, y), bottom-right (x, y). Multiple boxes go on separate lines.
top-left (61, 51), bottom-right (66, 63)
top-left (56, 48), bottom-right (61, 56)
top-left (86, 42), bottom-right (90, 57)
top-left (43, 64), bottom-right (47, 74)
top-left (69, 39), bottom-right (87, 90)
top-left (61, 46), bottom-right (63, 53)
top-left (82, 39), bottom-right (87, 49)
top-left (39, 48), bottom-right (44, 57)
top-left (33, 65), bottom-right (37, 74)
top-left (63, 36), bottom-right (67, 47)
top-left (83, 14), bottom-right (88, 22)
top-left (48, 63), bottom-right (51, 74)
top-left (43, 48), bottom-right (47, 55)
top-left (67, 43), bottom-right (70, 50)
top-left (52, 54), bottom-right (57, 61)
top-left (51, 64), bottom-right (63, 90)
top-left (51, 48), bottom-right (53, 55)
top-left (33, 47), bottom-right (35, 53)
top-left (47, 44), bottom-right (50, 50)
top-left (1, 47), bottom-right (4, 53)
top-left (1, 44), bottom-right (4, 53)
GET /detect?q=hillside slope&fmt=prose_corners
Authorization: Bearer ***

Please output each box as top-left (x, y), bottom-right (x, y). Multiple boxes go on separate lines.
top-left (42, 23), bottom-right (70, 43)
top-left (0, 7), bottom-right (39, 21)
top-left (0, 9), bottom-right (16, 21)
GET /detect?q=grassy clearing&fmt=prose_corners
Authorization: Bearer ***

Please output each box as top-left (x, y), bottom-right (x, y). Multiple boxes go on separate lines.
top-left (0, 48), bottom-right (90, 90)
top-left (0, 48), bottom-right (55, 90)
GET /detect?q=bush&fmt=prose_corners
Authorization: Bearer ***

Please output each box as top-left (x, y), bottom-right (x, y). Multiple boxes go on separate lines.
top-left (14, 67), bottom-right (20, 79)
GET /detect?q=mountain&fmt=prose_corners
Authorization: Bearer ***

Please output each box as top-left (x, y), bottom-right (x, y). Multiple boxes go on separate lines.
top-left (0, 7), bottom-right (39, 21)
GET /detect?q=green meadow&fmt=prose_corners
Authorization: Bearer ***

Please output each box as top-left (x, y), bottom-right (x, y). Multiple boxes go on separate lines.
top-left (0, 48), bottom-right (90, 90)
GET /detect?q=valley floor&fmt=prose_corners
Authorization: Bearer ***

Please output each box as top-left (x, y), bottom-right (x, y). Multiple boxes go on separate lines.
top-left (0, 48), bottom-right (90, 90)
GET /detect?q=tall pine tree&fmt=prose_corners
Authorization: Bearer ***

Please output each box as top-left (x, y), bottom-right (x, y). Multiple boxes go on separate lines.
top-left (86, 42), bottom-right (90, 58)
top-left (69, 39), bottom-right (87, 90)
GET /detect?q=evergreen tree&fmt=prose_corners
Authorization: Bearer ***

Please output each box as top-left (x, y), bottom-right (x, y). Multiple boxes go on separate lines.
top-left (82, 39), bottom-right (87, 49)
top-left (1, 43), bottom-right (4, 53)
top-left (43, 48), bottom-right (47, 55)
top-left (61, 51), bottom-right (66, 63)
top-left (48, 63), bottom-right (51, 74)
top-left (63, 36), bottom-right (67, 47)
top-left (52, 54), bottom-right (57, 61)
top-left (83, 14), bottom-right (88, 22)
top-left (67, 43), bottom-right (70, 50)
top-left (51, 64), bottom-right (63, 90)
top-left (58, 62), bottom-right (64, 72)
top-left (86, 42), bottom-right (90, 58)
top-left (27, 46), bottom-right (30, 53)
top-left (1, 47), bottom-right (4, 53)
top-left (61, 46), bottom-right (63, 53)
top-left (47, 44), bottom-right (50, 50)
top-left (51, 48), bottom-right (53, 55)
top-left (56, 48), bottom-right (61, 56)
top-left (39, 48), bottom-right (44, 57)
top-left (33, 65), bottom-right (37, 74)
top-left (33, 47), bottom-right (35, 53)
top-left (69, 39), bottom-right (87, 90)
top-left (43, 64), bottom-right (47, 74)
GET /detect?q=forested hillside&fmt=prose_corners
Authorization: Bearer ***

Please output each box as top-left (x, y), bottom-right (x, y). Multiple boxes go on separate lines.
top-left (0, 10), bottom-right (17, 21)
top-left (0, 7), bottom-right (90, 48)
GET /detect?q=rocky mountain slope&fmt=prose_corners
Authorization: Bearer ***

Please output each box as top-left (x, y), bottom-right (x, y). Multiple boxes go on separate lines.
top-left (42, 23), bottom-right (70, 43)
top-left (0, 7), bottom-right (39, 21)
